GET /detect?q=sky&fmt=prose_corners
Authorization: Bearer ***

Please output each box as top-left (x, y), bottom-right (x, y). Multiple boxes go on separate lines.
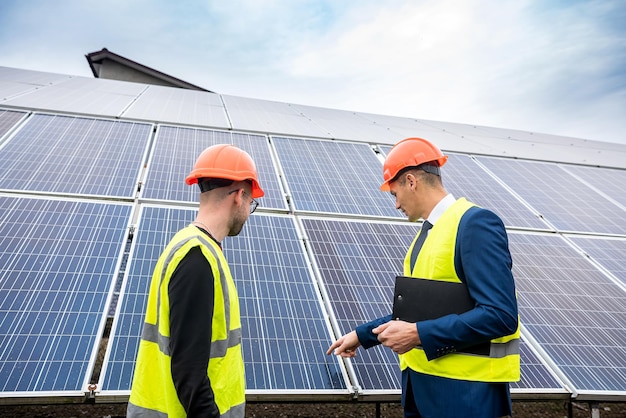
top-left (1, 0), bottom-right (625, 144)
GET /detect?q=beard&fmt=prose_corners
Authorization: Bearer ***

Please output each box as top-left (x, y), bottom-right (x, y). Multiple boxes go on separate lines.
top-left (228, 210), bottom-right (248, 236)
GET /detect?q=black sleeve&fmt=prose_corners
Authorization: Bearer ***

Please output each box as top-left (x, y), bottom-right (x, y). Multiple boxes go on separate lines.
top-left (169, 246), bottom-right (220, 417)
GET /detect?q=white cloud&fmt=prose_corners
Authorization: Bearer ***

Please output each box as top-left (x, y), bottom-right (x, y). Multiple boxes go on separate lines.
top-left (277, 1), bottom-right (533, 119)
top-left (0, 0), bottom-right (624, 143)
top-left (261, 0), bottom-right (626, 143)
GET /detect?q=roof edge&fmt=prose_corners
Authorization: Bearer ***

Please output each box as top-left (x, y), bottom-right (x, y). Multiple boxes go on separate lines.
top-left (85, 48), bottom-right (213, 92)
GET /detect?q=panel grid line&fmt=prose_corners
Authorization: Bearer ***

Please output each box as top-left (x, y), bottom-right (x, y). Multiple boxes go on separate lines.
top-left (0, 196), bottom-right (132, 392)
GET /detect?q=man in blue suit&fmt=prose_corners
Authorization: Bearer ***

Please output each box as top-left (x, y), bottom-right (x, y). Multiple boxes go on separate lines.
top-left (327, 137), bottom-right (520, 418)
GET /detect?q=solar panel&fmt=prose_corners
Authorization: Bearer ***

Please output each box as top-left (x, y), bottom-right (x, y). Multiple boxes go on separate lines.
top-left (434, 153), bottom-right (550, 230)
top-left (476, 157), bottom-right (626, 235)
top-left (0, 109), bottom-right (26, 140)
top-left (273, 137), bottom-right (399, 218)
top-left (560, 164), bottom-right (626, 209)
top-left (301, 217), bottom-right (416, 391)
top-left (0, 195), bottom-right (132, 393)
top-left (301, 217), bottom-right (573, 393)
top-left (511, 338), bottom-right (567, 393)
top-left (508, 232), bottom-right (626, 392)
top-left (100, 206), bottom-right (348, 393)
top-left (0, 114), bottom-right (151, 198)
top-left (379, 144), bottom-right (556, 229)
top-left (142, 126), bottom-right (287, 210)
top-left (567, 236), bottom-right (626, 287)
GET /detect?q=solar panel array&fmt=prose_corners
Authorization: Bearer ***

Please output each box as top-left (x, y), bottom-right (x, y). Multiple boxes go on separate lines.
top-left (101, 206), bottom-right (347, 393)
top-left (300, 217), bottom-right (571, 394)
top-left (0, 196), bottom-right (131, 392)
top-left (567, 236), bottom-right (626, 287)
top-left (512, 339), bottom-right (565, 393)
top-left (0, 66), bottom-right (625, 406)
top-left (378, 147), bottom-right (551, 230)
top-left (476, 156), bottom-right (626, 235)
top-left (507, 233), bottom-right (626, 392)
top-left (0, 114), bottom-right (151, 198)
top-left (0, 109), bottom-right (26, 139)
top-left (301, 217), bottom-right (415, 391)
top-left (142, 125), bottom-right (286, 210)
top-left (273, 137), bottom-right (398, 218)
top-left (432, 153), bottom-right (550, 230)
top-left (560, 164), bottom-right (626, 209)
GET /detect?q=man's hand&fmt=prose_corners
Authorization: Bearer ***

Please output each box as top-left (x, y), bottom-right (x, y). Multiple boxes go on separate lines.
top-left (373, 321), bottom-right (420, 354)
top-left (326, 331), bottom-right (361, 358)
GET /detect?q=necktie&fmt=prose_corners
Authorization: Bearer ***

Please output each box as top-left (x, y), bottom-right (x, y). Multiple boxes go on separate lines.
top-left (409, 220), bottom-right (433, 271)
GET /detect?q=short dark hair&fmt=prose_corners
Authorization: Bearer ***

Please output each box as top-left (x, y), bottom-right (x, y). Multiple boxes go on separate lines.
top-left (394, 162), bottom-right (440, 182)
top-left (197, 178), bottom-right (234, 193)
top-left (396, 162), bottom-right (442, 188)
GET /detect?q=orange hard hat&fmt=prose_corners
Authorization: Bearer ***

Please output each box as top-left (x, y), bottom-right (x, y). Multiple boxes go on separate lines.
top-left (185, 144), bottom-right (265, 198)
top-left (380, 137), bottom-right (448, 191)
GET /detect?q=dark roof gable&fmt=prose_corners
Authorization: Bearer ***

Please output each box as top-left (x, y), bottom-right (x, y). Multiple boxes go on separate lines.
top-left (85, 48), bottom-right (213, 92)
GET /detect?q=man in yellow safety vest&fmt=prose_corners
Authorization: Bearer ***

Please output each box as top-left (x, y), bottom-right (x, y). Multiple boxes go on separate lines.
top-left (328, 137), bottom-right (520, 418)
top-left (128, 144), bottom-right (264, 418)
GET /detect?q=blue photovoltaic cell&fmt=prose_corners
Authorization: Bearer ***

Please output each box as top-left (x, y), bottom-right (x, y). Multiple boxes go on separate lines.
top-left (567, 236), bottom-right (626, 287)
top-left (99, 206), bottom-right (186, 392)
top-left (476, 157), bottom-right (626, 235)
top-left (302, 218), bottom-right (571, 392)
top-left (301, 218), bottom-right (416, 391)
top-left (511, 338), bottom-right (565, 391)
top-left (142, 126), bottom-right (286, 210)
top-left (273, 137), bottom-right (399, 218)
top-left (0, 196), bottom-right (132, 392)
top-left (0, 114), bottom-right (151, 198)
top-left (0, 109), bottom-right (26, 140)
top-left (508, 232), bottom-right (626, 392)
top-left (378, 147), bottom-right (549, 229)
top-left (560, 164), bottom-right (626, 209)
top-left (437, 154), bottom-right (550, 230)
top-left (101, 206), bottom-right (345, 392)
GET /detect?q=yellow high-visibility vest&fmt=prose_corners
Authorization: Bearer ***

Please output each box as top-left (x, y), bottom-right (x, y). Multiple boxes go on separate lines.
top-left (400, 198), bottom-right (520, 382)
top-left (128, 225), bottom-right (245, 417)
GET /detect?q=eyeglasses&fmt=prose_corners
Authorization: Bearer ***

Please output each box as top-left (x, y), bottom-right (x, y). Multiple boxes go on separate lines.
top-left (228, 188), bottom-right (259, 214)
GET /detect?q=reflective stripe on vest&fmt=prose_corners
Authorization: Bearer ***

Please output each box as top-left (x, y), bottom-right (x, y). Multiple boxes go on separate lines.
top-left (140, 321), bottom-right (242, 358)
top-left (490, 338), bottom-right (520, 358)
top-left (400, 198), bottom-right (521, 382)
top-left (409, 337), bottom-right (520, 358)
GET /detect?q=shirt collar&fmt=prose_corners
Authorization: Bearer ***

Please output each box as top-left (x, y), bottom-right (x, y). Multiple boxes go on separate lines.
top-left (425, 193), bottom-right (456, 226)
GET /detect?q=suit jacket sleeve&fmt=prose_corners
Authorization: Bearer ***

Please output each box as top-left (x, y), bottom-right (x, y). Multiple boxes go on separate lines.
top-left (417, 207), bottom-right (519, 360)
top-left (355, 315), bottom-right (393, 349)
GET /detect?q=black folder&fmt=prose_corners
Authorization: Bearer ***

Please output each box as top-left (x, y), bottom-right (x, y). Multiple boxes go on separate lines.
top-left (392, 276), bottom-right (490, 355)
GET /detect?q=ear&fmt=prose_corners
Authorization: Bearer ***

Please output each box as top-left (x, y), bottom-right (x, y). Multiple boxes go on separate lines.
top-left (405, 173), bottom-right (416, 190)
top-left (231, 188), bottom-right (245, 206)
